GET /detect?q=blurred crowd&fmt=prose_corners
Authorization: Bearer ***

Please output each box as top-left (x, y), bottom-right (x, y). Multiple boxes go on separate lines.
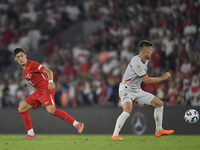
top-left (0, 0), bottom-right (200, 108)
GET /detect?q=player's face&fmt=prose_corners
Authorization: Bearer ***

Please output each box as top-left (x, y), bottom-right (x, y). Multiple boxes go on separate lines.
top-left (146, 47), bottom-right (153, 60)
top-left (15, 52), bottom-right (27, 66)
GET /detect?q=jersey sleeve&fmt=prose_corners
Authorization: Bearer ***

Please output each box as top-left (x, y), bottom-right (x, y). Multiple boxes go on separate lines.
top-left (131, 61), bottom-right (147, 77)
top-left (30, 61), bottom-right (46, 73)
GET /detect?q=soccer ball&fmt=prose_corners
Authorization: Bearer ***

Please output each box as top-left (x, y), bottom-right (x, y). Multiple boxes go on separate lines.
top-left (184, 109), bottom-right (199, 123)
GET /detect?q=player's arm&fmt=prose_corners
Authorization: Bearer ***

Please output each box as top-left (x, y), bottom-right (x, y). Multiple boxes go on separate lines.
top-left (43, 68), bottom-right (53, 81)
top-left (42, 68), bottom-right (56, 91)
top-left (141, 72), bottom-right (171, 84)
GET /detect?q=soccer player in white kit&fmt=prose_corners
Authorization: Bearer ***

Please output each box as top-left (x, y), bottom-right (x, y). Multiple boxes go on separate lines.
top-left (110, 40), bottom-right (174, 140)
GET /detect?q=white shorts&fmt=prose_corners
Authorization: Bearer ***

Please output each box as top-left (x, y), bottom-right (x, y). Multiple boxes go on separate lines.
top-left (119, 89), bottom-right (154, 106)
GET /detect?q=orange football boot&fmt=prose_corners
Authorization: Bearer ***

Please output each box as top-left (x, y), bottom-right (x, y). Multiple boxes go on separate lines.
top-left (155, 129), bottom-right (174, 138)
top-left (110, 135), bottom-right (123, 140)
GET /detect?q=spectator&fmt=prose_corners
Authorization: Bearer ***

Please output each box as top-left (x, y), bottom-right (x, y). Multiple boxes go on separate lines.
top-left (0, 42), bottom-right (12, 71)
top-left (183, 18), bottom-right (197, 36)
top-left (98, 45), bottom-right (110, 65)
top-left (2, 27), bottom-right (13, 46)
top-left (181, 78), bottom-right (191, 106)
top-left (27, 24), bottom-right (42, 51)
top-left (62, 60), bottom-right (75, 76)
top-left (16, 84), bottom-right (31, 106)
top-left (120, 44), bottom-right (135, 62)
top-left (149, 20), bottom-right (162, 36)
top-left (189, 75), bottom-right (200, 106)
top-left (176, 80), bottom-right (183, 105)
top-left (73, 42), bottom-right (90, 64)
top-left (162, 33), bottom-right (178, 58)
top-left (54, 82), bottom-right (62, 106)
top-left (90, 57), bottom-right (100, 75)
top-left (79, 57), bottom-right (90, 74)
top-left (76, 82), bottom-right (85, 106)
top-left (7, 36), bottom-right (20, 52)
top-left (150, 44), bottom-right (163, 76)
top-left (101, 75), bottom-right (118, 107)
top-left (168, 80), bottom-right (178, 106)
top-left (1, 80), bottom-right (10, 107)
top-left (156, 82), bottom-right (167, 103)
top-left (60, 85), bottom-right (77, 107)
top-left (46, 7), bottom-right (61, 27)
top-left (18, 31), bottom-right (30, 53)
top-left (97, 78), bottom-right (107, 105)
top-left (0, 79), bottom-right (5, 108)
top-left (64, 1), bottom-right (80, 22)
top-left (180, 57), bottom-right (192, 75)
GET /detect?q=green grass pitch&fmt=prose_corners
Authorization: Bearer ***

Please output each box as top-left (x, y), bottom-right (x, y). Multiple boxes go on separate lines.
top-left (0, 134), bottom-right (200, 150)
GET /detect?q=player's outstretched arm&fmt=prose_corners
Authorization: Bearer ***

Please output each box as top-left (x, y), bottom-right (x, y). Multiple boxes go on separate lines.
top-left (141, 72), bottom-right (171, 84)
top-left (43, 68), bottom-right (56, 91)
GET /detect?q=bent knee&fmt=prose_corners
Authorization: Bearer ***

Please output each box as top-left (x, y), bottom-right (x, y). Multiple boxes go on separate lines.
top-left (18, 102), bottom-right (32, 112)
top-left (124, 109), bottom-right (132, 114)
top-left (46, 105), bottom-right (56, 115)
top-left (123, 102), bottom-right (132, 114)
top-left (150, 97), bottom-right (164, 108)
top-left (155, 100), bottom-right (164, 108)
top-left (47, 108), bottom-right (56, 115)
top-left (18, 105), bottom-right (27, 112)
top-left (159, 101), bottom-right (164, 107)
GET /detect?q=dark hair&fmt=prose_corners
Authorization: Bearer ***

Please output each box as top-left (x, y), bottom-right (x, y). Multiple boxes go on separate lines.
top-left (13, 47), bottom-right (26, 57)
top-left (138, 40), bottom-right (153, 52)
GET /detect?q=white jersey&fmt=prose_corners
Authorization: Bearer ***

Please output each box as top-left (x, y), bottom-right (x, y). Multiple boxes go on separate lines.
top-left (119, 55), bottom-right (149, 92)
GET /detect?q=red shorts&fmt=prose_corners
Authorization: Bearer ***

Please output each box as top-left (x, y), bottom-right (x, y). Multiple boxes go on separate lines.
top-left (25, 89), bottom-right (55, 109)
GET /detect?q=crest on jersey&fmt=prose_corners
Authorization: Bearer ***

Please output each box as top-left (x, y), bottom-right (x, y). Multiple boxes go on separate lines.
top-left (139, 69), bottom-right (143, 74)
top-left (25, 73), bottom-right (32, 79)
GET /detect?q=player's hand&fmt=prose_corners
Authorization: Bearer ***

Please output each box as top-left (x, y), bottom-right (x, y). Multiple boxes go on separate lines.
top-left (162, 72), bottom-right (171, 80)
top-left (48, 82), bottom-right (56, 91)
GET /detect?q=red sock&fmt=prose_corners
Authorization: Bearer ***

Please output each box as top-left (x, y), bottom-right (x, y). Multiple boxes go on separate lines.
top-left (19, 111), bottom-right (33, 131)
top-left (53, 109), bottom-right (75, 125)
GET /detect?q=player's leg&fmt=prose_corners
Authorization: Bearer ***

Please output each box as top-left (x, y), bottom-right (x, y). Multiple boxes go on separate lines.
top-left (46, 105), bottom-right (84, 134)
top-left (18, 101), bottom-right (36, 139)
top-left (150, 97), bottom-right (164, 133)
top-left (150, 96), bottom-right (174, 138)
top-left (111, 98), bottom-right (132, 140)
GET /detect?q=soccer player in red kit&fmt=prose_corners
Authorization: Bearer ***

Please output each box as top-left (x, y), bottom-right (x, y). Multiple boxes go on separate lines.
top-left (13, 47), bottom-right (84, 139)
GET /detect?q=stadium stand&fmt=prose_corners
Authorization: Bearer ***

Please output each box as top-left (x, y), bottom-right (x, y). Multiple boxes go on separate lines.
top-left (0, 0), bottom-right (200, 108)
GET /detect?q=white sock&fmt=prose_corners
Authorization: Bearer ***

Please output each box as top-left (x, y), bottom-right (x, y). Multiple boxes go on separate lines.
top-left (154, 106), bottom-right (164, 133)
top-left (73, 120), bottom-right (79, 127)
top-left (112, 111), bottom-right (130, 136)
top-left (28, 129), bottom-right (35, 136)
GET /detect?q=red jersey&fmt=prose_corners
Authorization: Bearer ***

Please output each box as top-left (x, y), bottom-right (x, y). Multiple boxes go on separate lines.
top-left (23, 60), bottom-right (48, 92)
